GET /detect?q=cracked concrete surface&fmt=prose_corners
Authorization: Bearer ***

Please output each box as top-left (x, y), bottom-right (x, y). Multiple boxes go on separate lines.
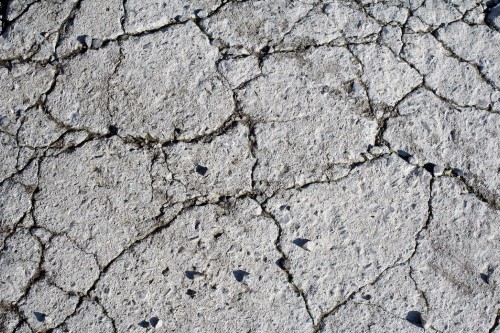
top-left (0, 0), bottom-right (499, 332)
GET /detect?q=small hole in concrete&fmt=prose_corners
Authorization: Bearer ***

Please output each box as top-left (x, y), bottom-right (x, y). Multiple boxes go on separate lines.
top-left (450, 129), bottom-right (457, 141)
top-left (138, 320), bottom-right (149, 328)
top-left (186, 289), bottom-right (196, 298)
top-left (214, 232), bottom-right (223, 239)
top-left (150, 316), bottom-right (160, 328)
top-left (423, 163), bottom-right (436, 174)
top-left (233, 270), bottom-right (250, 282)
top-left (361, 293), bottom-right (372, 300)
top-left (485, 0), bottom-right (500, 9)
top-left (33, 312), bottom-right (46, 322)
top-left (480, 273), bottom-right (489, 284)
top-left (195, 165), bottom-right (208, 176)
top-left (108, 125), bottom-right (119, 135)
top-left (406, 311), bottom-right (423, 328)
top-left (279, 204), bottom-right (291, 211)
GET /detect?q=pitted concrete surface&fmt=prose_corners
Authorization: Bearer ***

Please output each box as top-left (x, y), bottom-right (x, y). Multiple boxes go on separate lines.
top-left (0, 0), bottom-right (499, 332)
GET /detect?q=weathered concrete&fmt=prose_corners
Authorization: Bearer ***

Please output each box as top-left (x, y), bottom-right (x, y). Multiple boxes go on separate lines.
top-left (0, 0), bottom-right (499, 332)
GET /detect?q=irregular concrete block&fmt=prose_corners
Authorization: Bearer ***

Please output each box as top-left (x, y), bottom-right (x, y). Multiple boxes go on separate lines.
top-left (57, 0), bottom-right (124, 56)
top-left (435, 22), bottom-right (500, 88)
top-left (109, 22), bottom-right (234, 142)
top-left (124, 0), bottom-right (222, 34)
top-left (413, 0), bottom-right (462, 28)
top-left (0, 230), bottom-right (41, 303)
top-left (19, 279), bottom-right (79, 331)
top-left (366, 2), bottom-right (409, 24)
top-left (18, 107), bottom-right (66, 148)
top-left (410, 177), bottom-right (500, 332)
top-left (164, 124), bottom-right (255, 199)
top-left (266, 155), bottom-right (431, 320)
top-left (401, 33), bottom-right (496, 109)
top-left (43, 235), bottom-right (100, 293)
top-left (351, 43), bottom-right (422, 111)
top-left (217, 56), bottom-right (261, 89)
top-left (200, 0), bottom-right (312, 54)
top-left (0, 63), bottom-right (56, 134)
top-left (279, 1), bottom-right (381, 50)
top-left (34, 137), bottom-right (181, 266)
top-left (0, 0), bottom-right (79, 61)
top-left (238, 46), bottom-right (377, 188)
top-left (46, 44), bottom-right (121, 134)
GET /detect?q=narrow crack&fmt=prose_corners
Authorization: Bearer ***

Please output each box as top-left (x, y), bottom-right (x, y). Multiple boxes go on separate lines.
top-left (490, 309), bottom-right (500, 333)
top-left (0, 0), bottom-right (40, 35)
top-left (430, 29), bottom-right (500, 91)
top-left (258, 204), bottom-right (315, 326)
top-left (313, 258), bottom-right (412, 333)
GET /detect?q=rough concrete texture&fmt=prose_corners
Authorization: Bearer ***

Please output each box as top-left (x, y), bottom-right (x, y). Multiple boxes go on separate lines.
top-left (0, 0), bottom-right (499, 332)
